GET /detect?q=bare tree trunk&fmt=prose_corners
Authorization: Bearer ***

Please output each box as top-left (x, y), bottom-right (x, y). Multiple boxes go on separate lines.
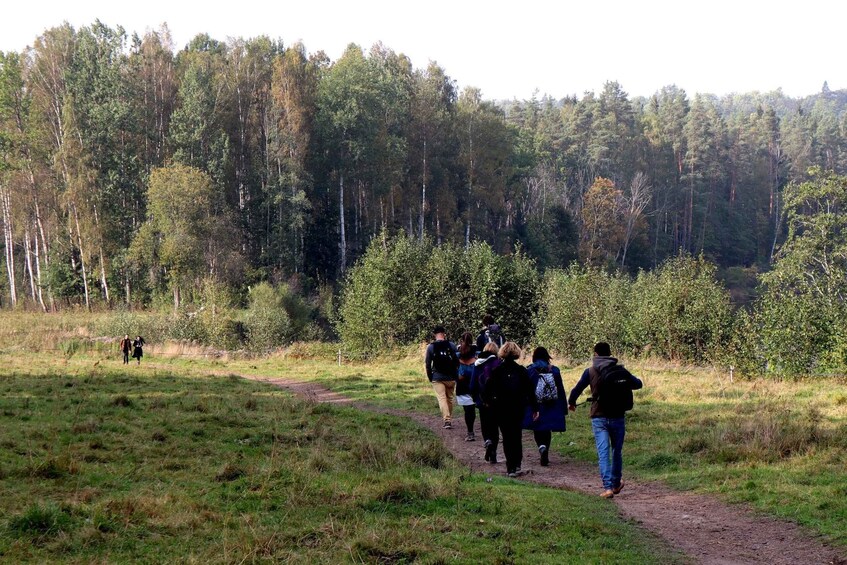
top-left (99, 246), bottom-right (110, 304)
top-left (1, 188), bottom-right (17, 307)
top-left (436, 203), bottom-right (442, 245)
top-left (24, 228), bottom-right (37, 301)
top-left (339, 173), bottom-right (346, 273)
top-left (125, 271), bottom-right (131, 307)
top-left (71, 204), bottom-right (91, 310)
top-left (419, 140), bottom-right (427, 240)
top-left (92, 204), bottom-right (110, 303)
top-left (33, 228), bottom-right (47, 311)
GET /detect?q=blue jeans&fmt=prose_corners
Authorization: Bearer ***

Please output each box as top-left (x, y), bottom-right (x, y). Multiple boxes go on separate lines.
top-left (591, 417), bottom-right (626, 490)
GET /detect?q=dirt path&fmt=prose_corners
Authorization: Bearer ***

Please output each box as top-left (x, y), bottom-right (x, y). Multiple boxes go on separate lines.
top-left (253, 375), bottom-right (844, 565)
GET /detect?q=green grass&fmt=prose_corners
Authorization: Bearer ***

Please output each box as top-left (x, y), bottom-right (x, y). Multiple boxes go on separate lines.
top-left (0, 368), bottom-right (679, 563)
top-left (3, 310), bottom-right (846, 551)
top-left (175, 350), bottom-right (847, 548)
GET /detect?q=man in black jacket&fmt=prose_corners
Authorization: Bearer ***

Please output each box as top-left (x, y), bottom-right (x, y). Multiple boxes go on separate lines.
top-left (425, 325), bottom-right (459, 429)
top-left (568, 342), bottom-right (643, 498)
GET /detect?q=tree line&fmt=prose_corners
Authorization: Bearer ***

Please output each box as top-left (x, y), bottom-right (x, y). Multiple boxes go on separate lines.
top-left (2, 20), bottom-right (847, 310)
top-left (342, 168), bottom-right (847, 379)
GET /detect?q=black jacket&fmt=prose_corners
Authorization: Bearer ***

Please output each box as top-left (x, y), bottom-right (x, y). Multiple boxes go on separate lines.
top-left (482, 358), bottom-right (537, 419)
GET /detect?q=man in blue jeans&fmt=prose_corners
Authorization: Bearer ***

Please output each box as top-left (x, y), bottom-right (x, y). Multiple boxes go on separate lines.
top-left (568, 342), bottom-right (643, 498)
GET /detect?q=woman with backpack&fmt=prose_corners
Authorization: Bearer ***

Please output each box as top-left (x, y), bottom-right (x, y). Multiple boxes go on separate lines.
top-left (471, 341), bottom-right (502, 463)
top-left (483, 342), bottom-right (538, 477)
top-left (523, 347), bottom-right (567, 466)
top-left (456, 332), bottom-right (478, 442)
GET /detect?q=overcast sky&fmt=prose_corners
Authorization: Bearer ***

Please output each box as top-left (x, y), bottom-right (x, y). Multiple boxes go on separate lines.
top-left (2, 0), bottom-right (843, 100)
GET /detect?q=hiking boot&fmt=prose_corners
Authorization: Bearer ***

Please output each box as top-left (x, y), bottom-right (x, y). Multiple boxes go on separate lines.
top-left (539, 445), bottom-right (549, 466)
top-left (613, 480), bottom-right (625, 495)
top-left (600, 489), bottom-right (615, 499)
top-left (443, 421), bottom-right (452, 429)
top-left (507, 469), bottom-right (517, 478)
top-left (465, 433), bottom-right (475, 442)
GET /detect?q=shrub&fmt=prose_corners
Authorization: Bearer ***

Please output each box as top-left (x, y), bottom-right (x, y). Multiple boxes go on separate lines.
top-left (627, 255), bottom-right (732, 363)
top-left (243, 282), bottom-right (292, 351)
top-left (535, 265), bottom-right (631, 361)
top-left (337, 233), bottom-right (542, 356)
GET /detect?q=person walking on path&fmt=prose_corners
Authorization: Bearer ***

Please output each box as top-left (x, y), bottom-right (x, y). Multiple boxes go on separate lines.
top-left (425, 325), bottom-right (459, 429)
top-left (456, 332), bottom-right (478, 441)
top-left (568, 342), bottom-right (643, 498)
top-left (475, 314), bottom-right (505, 353)
top-left (483, 342), bottom-right (538, 477)
top-left (119, 334), bottom-right (132, 365)
top-left (470, 341), bottom-right (502, 463)
top-left (131, 336), bottom-right (146, 365)
top-left (523, 347), bottom-right (567, 467)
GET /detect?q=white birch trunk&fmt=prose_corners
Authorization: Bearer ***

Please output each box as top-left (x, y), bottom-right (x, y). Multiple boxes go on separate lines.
top-left (24, 227), bottom-right (37, 301)
top-left (419, 140), bottom-right (427, 240)
top-left (72, 204), bottom-right (91, 310)
top-left (339, 173), bottom-right (346, 273)
top-left (33, 228), bottom-right (46, 311)
top-left (1, 188), bottom-right (17, 307)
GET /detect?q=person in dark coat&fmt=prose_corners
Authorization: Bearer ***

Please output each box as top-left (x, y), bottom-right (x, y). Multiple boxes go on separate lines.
top-left (470, 341), bottom-right (502, 463)
top-left (475, 314), bottom-right (505, 353)
top-left (119, 334), bottom-right (132, 365)
top-left (456, 332), bottom-right (478, 441)
top-left (131, 336), bottom-right (145, 365)
top-left (522, 347), bottom-right (567, 466)
top-left (483, 342), bottom-right (538, 477)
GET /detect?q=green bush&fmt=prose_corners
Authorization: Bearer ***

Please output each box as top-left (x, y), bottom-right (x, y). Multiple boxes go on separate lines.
top-left (535, 265), bottom-right (631, 361)
top-left (627, 255), bottom-right (732, 363)
top-left (243, 282), bottom-right (292, 351)
top-left (337, 233), bottom-right (542, 356)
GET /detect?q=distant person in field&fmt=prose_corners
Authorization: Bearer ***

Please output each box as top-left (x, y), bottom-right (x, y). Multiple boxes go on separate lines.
top-left (523, 347), bottom-right (567, 467)
top-left (568, 342), bottom-right (643, 498)
top-left (470, 341), bottom-right (502, 463)
top-left (425, 325), bottom-right (459, 429)
top-left (483, 342), bottom-right (538, 477)
top-left (119, 334), bottom-right (132, 365)
top-left (455, 332), bottom-right (478, 441)
top-left (132, 336), bottom-right (146, 365)
top-left (476, 314), bottom-right (505, 353)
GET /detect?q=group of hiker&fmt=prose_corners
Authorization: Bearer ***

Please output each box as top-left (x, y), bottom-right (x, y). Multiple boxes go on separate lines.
top-left (118, 335), bottom-right (146, 365)
top-left (425, 315), bottom-right (642, 498)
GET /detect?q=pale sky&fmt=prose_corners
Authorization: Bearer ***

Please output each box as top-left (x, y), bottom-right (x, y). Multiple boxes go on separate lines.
top-left (2, 0), bottom-right (844, 101)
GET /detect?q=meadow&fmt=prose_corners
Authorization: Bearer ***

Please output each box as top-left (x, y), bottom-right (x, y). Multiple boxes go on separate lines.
top-left (0, 314), bottom-right (683, 563)
top-left (1, 311), bottom-right (846, 561)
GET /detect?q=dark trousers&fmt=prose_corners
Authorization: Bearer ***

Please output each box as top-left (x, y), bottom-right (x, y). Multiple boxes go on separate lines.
top-left (122, 351), bottom-right (129, 364)
top-left (479, 405), bottom-right (498, 446)
top-left (463, 405), bottom-right (476, 434)
top-left (534, 430), bottom-right (552, 449)
top-left (497, 414), bottom-right (523, 472)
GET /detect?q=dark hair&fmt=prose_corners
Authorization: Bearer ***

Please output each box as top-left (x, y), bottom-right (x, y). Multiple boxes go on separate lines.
top-left (532, 346), bottom-right (552, 363)
top-left (433, 325), bottom-right (446, 336)
top-left (459, 332), bottom-right (476, 359)
top-left (482, 314), bottom-right (495, 326)
top-left (594, 342), bottom-right (611, 357)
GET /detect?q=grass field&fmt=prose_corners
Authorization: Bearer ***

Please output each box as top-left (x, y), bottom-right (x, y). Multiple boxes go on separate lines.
top-left (2, 311), bottom-right (846, 558)
top-left (0, 356), bottom-right (682, 563)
